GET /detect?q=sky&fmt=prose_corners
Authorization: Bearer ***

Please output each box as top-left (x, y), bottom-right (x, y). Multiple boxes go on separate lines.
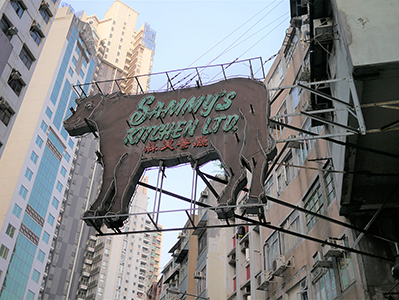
top-left (67, 0), bottom-right (290, 270)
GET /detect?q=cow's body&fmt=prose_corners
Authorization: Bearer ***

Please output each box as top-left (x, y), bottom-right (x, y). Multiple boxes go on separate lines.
top-left (64, 78), bottom-right (276, 229)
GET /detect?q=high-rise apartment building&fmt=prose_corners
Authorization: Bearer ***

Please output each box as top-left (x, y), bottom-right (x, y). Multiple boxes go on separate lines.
top-left (39, 2), bottom-right (157, 299)
top-left (0, 0), bottom-right (59, 157)
top-left (80, 0), bottom-right (155, 94)
top-left (80, 182), bottom-right (162, 300)
top-left (0, 6), bottom-right (97, 300)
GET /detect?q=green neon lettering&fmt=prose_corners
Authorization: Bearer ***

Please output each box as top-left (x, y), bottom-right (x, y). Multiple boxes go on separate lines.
top-left (124, 127), bottom-right (145, 145)
top-left (182, 119), bottom-right (199, 137)
top-left (171, 120), bottom-right (187, 139)
top-left (160, 98), bottom-right (187, 118)
top-left (181, 95), bottom-right (205, 115)
top-left (213, 115), bottom-right (227, 133)
top-left (149, 124), bottom-right (164, 141)
top-left (223, 114), bottom-right (239, 132)
top-left (129, 95), bottom-right (155, 126)
top-left (215, 91), bottom-right (235, 111)
top-left (200, 93), bottom-right (220, 117)
top-left (157, 122), bottom-right (176, 140)
top-left (141, 125), bottom-right (158, 143)
top-left (202, 117), bottom-right (213, 135)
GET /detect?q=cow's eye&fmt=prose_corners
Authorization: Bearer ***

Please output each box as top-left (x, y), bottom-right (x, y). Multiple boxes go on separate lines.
top-left (85, 101), bottom-right (94, 110)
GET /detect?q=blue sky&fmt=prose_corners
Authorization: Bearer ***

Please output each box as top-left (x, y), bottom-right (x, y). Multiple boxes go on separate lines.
top-left (68, 0), bottom-right (290, 270)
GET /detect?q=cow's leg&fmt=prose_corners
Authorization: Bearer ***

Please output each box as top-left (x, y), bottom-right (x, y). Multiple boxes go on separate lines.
top-left (82, 154), bottom-right (121, 228)
top-left (214, 146), bottom-right (247, 220)
top-left (243, 132), bottom-right (276, 213)
top-left (104, 153), bottom-right (145, 228)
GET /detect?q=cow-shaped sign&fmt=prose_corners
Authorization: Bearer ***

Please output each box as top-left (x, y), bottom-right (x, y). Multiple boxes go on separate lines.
top-left (64, 78), bottom-right (276, 229)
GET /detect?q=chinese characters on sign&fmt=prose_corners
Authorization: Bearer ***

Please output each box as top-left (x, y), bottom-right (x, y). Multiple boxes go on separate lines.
top-left (143, 136), bottom-right (208, 153)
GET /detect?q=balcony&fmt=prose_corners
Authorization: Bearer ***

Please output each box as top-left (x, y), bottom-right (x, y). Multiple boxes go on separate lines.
top-left (94, 242), bottom-right (104, 251)
top-left (84, 258), bottom-right (92, 265)
top-left (82, 271), bottom-right (90, 277)
top-left (79, 284), bottom-right (88, 291)
top-left (87, 279), bottom-right (98, 289)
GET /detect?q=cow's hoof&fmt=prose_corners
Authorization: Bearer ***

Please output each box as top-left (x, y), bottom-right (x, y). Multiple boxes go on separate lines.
top-left (215, 205), bottom-right (235, 219)
top-left (83, 210), bottom-right (103, 230)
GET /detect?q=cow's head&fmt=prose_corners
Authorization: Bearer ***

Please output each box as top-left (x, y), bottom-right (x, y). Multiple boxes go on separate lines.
top-left (64, 94), bottom-right (103, 136)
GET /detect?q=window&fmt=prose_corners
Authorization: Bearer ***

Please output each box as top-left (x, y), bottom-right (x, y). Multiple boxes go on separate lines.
top-left (45, 107), bottom-right (53, 118)
top-left (0, 98), bottom-right (15, 126)
top-left (79, 69), bottom-right (84, 78)
top-left (323, 166), bottom-right (336, 205)
top-left (274, 101), bottom-right (288, 139)
top-left (39, 2), bottom-right (53, 24)
top-left (72, 56), bottom-right (77, 66)
top-left (25, 168), bottom-right (33, 181)
top-left (40, 120), bottom-right (48, 132)
top-left (109, 33), bottom-right (113, 38)
top-left (32, 269), bottom-right (40, 282)
top-left (47, 214), bottom-right (55, 226)
top-left (297, 118), bottom-right (323, 165)
top-left (42, 231), bottom-right (50, 243)
top-left (281, 211), bottom-right (300, 254)
top-left (68, 67), bottom-right (74, 77)
top-left (37, 250), bottom-right (45, 262)
top-left (30, 151), bottom-right (38, 164)
top-left (338, 238), bottom-right (355, 290)
top-left (56, 181), bottom-right (63, 192)
top-left (303, 179), bottom-right (323, 231)
top-left (30, 22), bottom-right (44, 45)
top-left (60, 166), bottom-right (66, 177)
top-left (0, 244), bottom-right (9, 259)
top-left (20, 45), bottom-right (35, 69)
top-left (8, 69), bottom-right (25, 96)
top-left (6, 223), bottom-right (16, 238)
top-left (195, 267), bottom-right (206, 296)
top-left (64, 151), bottom-right (70, 162)
top-left (115, 58), bottom-right (119, 63)
top-left (26, 290), bottom-right (35, 300)
top-left (291, 87), bottom-right (300, 108)
top-left (313, 268), bottom-right (337, 300)
top-left (0, 15), bottom-right (16, 40)
top-left (276, 151), bottom-right (293, 194)
top-left (19, 185), bottom-right (28, 199)
top-left (264, 231), bottom-right (279, 271)
top-left (11, 0), bottom-right (26, 18)
top-left (35, 135), bottom-right (43, 148)
top-left (12, 204), bottom-right (22, 218)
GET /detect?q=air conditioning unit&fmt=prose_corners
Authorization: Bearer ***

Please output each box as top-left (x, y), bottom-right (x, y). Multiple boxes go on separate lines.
top-left (311, 267), bottom-right (324, 283)
top-left (323, 238), bottom-right (344, 259)
top-left (10, 69), bottom-right (22, 80)
top-left (272, 255), bottom-right (287, 276)
top-left (257, 271), bottom-right (273, 290)
top-left (193, 271), bottom-right (203, 279)
top-left (243, 286), bottom-right (250, 296)
top-left (287, 135), bottom-right (301, 148)
top-left (7, 26), bottom-right (18, 36)
top-left (178, 232), bottom-right (185, 239)
top-left (245, 248), bottom-right (250, 262)
top-left (312, 251), bottom-right (333, 269)
top-left (201, 190), bottom-right (208, 198)
top-left (314, 18), bottom-right (333, 43)
top-left (32, 21), bottom-right (41, 31)
top-left (299, 66), bottom-right (311, 81)
top-left (173, 249), bottom-right (180, 257)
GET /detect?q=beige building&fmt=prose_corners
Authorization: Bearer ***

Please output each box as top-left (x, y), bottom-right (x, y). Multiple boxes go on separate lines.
top-left (0, 5), bottom-right (97, 300)
top-left (0, 0), bottom-right (59, 157)
top-left (80, 0), bottom-right (155, 95)
top-left (81, 181), bottom-right (162, 300)
top-left (226, 0), bottom-right (399, 299)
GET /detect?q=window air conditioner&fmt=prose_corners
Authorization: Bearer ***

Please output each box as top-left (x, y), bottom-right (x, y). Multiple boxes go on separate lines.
top-left (313, 18), bottom-right (333, 43)
top-left (272, 255), bottom-right (287, 276)
top-left (178, 232), bottom-right (185, 239)
top-left (322, 238), bottom-right (344, 259)
top-left (193, 271), bottom-right (203, 279)
top-left (243, 286), bottom-right (250, 296)
top-left (256, 271), bottom-right (273, 290)
top-left (10, 69), bottom-right (22, 80)
top-left (7, 26), bottom-right (18, 36)
top-left (201, 190), bottom-right (208, 198)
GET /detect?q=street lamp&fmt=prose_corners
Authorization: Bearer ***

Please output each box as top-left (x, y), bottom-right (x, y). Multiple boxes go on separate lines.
top-left (166, 287), bottom-right (210, 300)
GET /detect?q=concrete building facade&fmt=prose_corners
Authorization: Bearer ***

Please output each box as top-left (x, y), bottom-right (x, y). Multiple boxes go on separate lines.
top-left (39, 2), bottom-right (157, 299)
top-left (226, 0), bottom-right (399, 300)
top-left (0, 0), bottom-right (59, 157)
top-left (80, 182), bottom-right (163, 300)
top-left (0, 6), bottom-right (96, 300)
